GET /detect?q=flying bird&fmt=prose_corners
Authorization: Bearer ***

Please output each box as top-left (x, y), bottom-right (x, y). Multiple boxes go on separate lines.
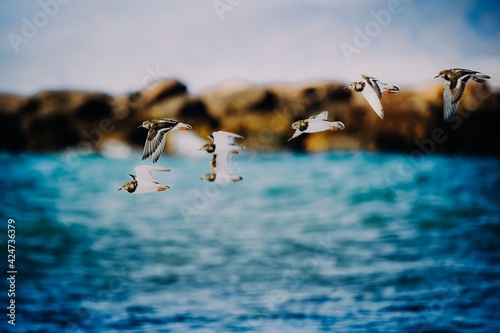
top-left (118, 165), bottom-right (171, 194)
top-left (139, 118), bottom-right (192, 163)
top-left (200, 131), bottom-right (244, 154)
top-left (288, 111), bottom-right (345, 141)
top-left (346, 74), bottom-right (400, 119)
top-left (434, 68), bottom-right (491, 120)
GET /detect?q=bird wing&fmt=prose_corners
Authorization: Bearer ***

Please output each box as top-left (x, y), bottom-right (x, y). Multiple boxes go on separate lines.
top-left (142, 125), bottom-right (174, 162)
top-left (472, 73), bottom-right (491, 83)
top-left (443, 81), bottom-right (458, 120)
top-left (453, 68), bottom-right (478, 76)
top-left (449, 74), bottom-right (472, 105)
top-left (361, 75), bottom-right (382, 99)
top-left (361, 74), bottom-right (375, 81)
top-left (150, 130), bottom-right (167, 163)
top-left (158, 118), bottom-right (180, 128)
top-left (134, 165), bottom-right (170, 183)
top-left (213, 131), bottom-right (243, 145)
top-left (133, 182), bottom-right (170, 194)
top-left (142, 128), bottom-right (157, 160)
top-left (443, 74), bottom-right (472, 120)
top-left (309, 111), bottom-right (329, 121)
top-left (214, 151), bottom-right (232, 174)
top-left (287, 129), bottom-right (303, 141)
top-left (361, 83), bottom-right (384, 119)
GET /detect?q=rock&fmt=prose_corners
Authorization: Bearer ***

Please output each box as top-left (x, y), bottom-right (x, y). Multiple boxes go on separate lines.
top-left (140, 80), bottom-right (188, 107)
top-left (0, 79), bottom-right (498, 155)
top-left (0, 94), bottom-right (29, 151)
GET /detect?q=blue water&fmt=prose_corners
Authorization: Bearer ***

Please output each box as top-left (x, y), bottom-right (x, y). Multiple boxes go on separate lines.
top-left (1, 151), bottom-right (500, 332)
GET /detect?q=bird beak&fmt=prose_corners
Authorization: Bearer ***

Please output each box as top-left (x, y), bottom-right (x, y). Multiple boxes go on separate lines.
top-left (434, 75), bottom-right (439, 79)
top-left (343, 86), bottom-right (348, 89)
top-left (117, 188), bottom-right (122, 191)
top-left (137, 125), bottom-right (142, 128)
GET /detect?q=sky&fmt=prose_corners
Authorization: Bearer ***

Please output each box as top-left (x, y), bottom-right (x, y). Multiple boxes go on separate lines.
top-left (0, 0), bottom-right (499, 96)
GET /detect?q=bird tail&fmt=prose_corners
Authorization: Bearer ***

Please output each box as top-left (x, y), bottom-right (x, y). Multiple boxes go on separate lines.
top-left (157, 185), bottom-right (170, 191)
top-left (472, 74), bottom-right (491, 83)
top-left (331, 121), bottom-right (345, 131)
top-left (382, 85), bottom-right (400, 94)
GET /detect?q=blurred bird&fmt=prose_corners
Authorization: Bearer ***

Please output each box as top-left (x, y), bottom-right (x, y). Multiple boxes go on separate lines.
top-left (202, 153), bottom-right (242, 184)
top-left (435, 68), bottom-right (491, 120)
top-left (346, 74), bottom-right (400, 119)
top-left (139, 118), bottom-right (192, 163)
top-left (288, 111), bottom-right (345, 141)
top-left (118, 165), bottom-right (171, 194)
top-left (200, 131), bottom-right (244, 154)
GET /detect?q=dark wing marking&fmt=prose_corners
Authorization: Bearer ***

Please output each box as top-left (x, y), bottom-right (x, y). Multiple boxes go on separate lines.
top-left (362, 75), bottom-right (382, 99)
top-left (150, 133), bottom-right (167, 163)
top-left (370, 80), bottom-right (382, 99)
top-left (157, 118), bottom-right (179, 128)
top-left (142, 129), bottom-right (163, 161)
top-left (443, 74), bottom-right (472, 120)
top-left (450, 74), bottom-right (472, 104)
top-left (142, 128), bottom-right (156, 160)
top-left (453, 68), bottom-right (478, 77)
top-left (210, 154), bottom-right (217, 171)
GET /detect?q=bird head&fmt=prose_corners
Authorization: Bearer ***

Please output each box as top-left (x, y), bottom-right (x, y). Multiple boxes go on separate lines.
top-left (202, 173), bottom-right (216, 182)
top-left (290, 120), bottom-right (301, 130)
top-left (291, 119), bottom-right (309, 132)
top-left (200, 143), bottom-right (215, 153)
top-left (434, 71), bottom-right (447, 80)
top-left (345, 81), bottom-right (364, 92)
top-left (118, 182), bottom-right (131, 192)
top-left (118, 179), bottom-right (137, 193)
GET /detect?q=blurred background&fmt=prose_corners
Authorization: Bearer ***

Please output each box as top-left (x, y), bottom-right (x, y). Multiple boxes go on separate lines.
top-left (1, 1), bottom-right (500, 332)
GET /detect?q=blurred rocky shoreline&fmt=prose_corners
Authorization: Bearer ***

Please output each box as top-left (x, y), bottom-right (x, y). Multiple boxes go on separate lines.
top-left (1, 78), bottom-right (499, 155)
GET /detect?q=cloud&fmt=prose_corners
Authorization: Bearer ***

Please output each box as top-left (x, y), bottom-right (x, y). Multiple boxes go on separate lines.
top-left (0, 0), bottom-right (498, 95)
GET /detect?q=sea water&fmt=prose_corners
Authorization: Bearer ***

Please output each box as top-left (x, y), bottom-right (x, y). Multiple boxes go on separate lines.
top-left (1, 151), bottom-right (499, 332)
